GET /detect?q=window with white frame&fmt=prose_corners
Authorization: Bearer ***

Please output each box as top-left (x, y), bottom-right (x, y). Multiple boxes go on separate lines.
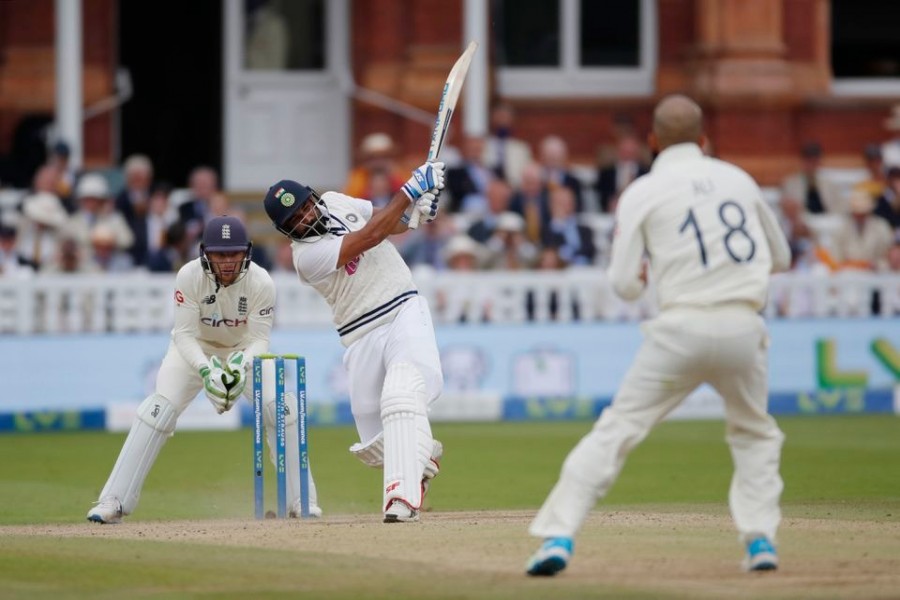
top-left (830, 0), bottom-right (900, 96)
top-left (491, 0), bottom-right (657, 98)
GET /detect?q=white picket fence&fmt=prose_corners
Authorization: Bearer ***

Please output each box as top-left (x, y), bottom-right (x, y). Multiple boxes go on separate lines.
top-left (1, 269), bottom-right (899, 334)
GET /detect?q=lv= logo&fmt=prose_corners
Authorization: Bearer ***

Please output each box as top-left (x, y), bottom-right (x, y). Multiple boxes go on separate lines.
top-left (816, 338), bottom-right (900, 388)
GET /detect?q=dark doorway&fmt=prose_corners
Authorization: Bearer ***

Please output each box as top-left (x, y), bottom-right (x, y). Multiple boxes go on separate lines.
top-left (118, 1), bottom-right (222, 187)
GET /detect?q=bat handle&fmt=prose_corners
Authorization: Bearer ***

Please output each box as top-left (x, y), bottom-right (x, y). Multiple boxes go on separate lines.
top-left (407, 207), bottom-right (422, 229)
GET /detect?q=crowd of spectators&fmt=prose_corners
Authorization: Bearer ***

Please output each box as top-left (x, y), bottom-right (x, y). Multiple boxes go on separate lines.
top-left (2, 102), bottom-right (900, 293)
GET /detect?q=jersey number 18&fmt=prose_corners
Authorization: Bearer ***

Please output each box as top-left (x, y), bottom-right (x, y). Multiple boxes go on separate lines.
top-left (679, 200), bottom-right (757, 267)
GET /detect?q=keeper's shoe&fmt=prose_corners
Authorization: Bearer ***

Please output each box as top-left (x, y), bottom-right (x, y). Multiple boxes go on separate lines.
top-left (383, 499), bottom-right (420, 523)
top-left (526, 537), bottom-right (573, 576)
top-left (289, 499), bottom-right (323, 519)
top-left (86, 497), bottom-right (124, 524)
top-left (744, 536), bottom-right (778, 571)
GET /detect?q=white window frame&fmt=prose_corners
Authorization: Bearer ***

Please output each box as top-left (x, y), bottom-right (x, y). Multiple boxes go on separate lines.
top-left (496, 0), bottom-right (657, 98)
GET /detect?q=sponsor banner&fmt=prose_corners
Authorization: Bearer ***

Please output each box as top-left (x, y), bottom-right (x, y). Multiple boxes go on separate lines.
top-left (1, 319), bottom-right (898, 433)
top-left (0, 409), bottom-right (105, 434)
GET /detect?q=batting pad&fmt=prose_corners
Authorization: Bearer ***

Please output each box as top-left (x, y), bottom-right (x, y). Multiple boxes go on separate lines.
top-left (381, 362), bottom-right (430, 509)
top-left (264, 391), bottom-right (319, 510)
top-left (99, 393), bottom-right (178, 514)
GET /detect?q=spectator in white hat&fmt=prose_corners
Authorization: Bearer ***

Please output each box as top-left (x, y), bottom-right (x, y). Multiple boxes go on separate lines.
top-left (484, 211), bottom-right (538, 270)
top-left (69, 173), bottom-right (134, 266)
top-left (17, 191), bottom-right (69, 270)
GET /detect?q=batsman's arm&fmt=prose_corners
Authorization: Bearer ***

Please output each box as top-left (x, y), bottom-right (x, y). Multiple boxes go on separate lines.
top-left (337, 162), bottom-right (444, 267)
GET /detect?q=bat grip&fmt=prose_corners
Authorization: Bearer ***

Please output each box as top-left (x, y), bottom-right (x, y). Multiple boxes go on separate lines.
top-left (407, 208), bottom-right (422, 229)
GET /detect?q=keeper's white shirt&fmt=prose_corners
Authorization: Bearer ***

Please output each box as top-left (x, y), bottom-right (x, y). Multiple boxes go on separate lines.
top-left (171, 259), bottom-right (275, 370)
top-left (609, 143), bottom-right (791, 311)
top-left (290, 192), bottom-right (418, 346)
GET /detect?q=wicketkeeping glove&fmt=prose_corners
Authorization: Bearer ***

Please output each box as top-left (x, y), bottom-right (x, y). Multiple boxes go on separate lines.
top-left (401, 161), bottom-right (445, 201)
top-left (223, 351), bottom-right (248, 399)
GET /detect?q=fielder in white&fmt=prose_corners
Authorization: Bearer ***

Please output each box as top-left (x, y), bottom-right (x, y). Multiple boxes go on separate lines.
top-left (263, 161), bottom-right (445, 523)
top-left (87, 215), bottom-right (321, 523)
top-left (526, 95), bottom-right (792, 575)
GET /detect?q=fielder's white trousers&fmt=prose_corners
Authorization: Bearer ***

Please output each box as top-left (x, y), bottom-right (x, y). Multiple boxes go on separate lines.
top-left (529, 305), bottom-right (784, 545)
top-left (343, 295), bottom-right (443, 443)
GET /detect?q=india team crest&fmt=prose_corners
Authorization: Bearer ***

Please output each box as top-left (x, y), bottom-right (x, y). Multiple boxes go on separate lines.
top-left (281, 192), bottom-right (295, 207)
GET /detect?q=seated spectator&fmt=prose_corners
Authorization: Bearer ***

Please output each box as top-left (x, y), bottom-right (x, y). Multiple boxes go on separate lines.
top-left (781, 141), bottom-right (840, 214)
top-left (596, 134), bottom-right (649, 213)
top-left (44, 236), bottom-right (88, 274)
top-left (0, 220), bottom-right (35, 278)
top-left (466, 178), bottom-right (514, 243)
top-left (147, 221), bottom-right (191, 273)
top-left (398, 210), bottom-right (456, 270)
top-left (525, 244), bottom-right (580, 322)
top-left (508, 162), bottom-right (550, 244)
top-left (47, 141), bottom-right (76, 210)
top-left (481, 101), bottom-right (533, 188)
top-left (826, 189), bottom-right (894, 271)
top-left (538, 135), bottom-right (584, 213)
top-left (483, 212), bottom-right (538, 270)
top-left (343, 132), bottom-right (405, 200)
top-left (440, 234), bottom-right (488, 322)
top-left (874, 166), bottom-right (900, 231)
top-left (115, 154), bottom-right (155, 265)
top-left (179, 166), bottom-right (225, 247)
top-left (141, 183), bottom-right (176, 267)
top-left (68, 173), bottom-right (134, 262)
top-left (446, 135), bottom-right (494, 215)
top-left (17, 191), bottom-right (69, 270)
top-left (854, 144), bottom-right (887, 201)
top-left (87, 223), bottom-right (134, 273)
top-left (882, 103), bottom-right (900, 170)
top-left (778, 197), bottom-right (817, 269)
top-left (541, 186), bottom-right (596, 265)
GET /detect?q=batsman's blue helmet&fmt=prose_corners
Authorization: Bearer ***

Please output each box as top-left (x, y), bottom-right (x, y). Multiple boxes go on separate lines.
top-left (263, 179), bottom-right (327, 241)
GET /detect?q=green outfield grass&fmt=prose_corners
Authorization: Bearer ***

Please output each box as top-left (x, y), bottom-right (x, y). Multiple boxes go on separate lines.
top-left (1, 414), bottom-right (898, 599)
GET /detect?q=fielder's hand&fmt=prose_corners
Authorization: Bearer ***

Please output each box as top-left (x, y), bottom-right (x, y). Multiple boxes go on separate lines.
top-left (223, 350), bottom-right (248, 399)
top-left (401, 161), bottom-right (445, 201)
top-left (201, 356), bottom-right (241, 414)
top-left (413, 191), bottom-right (440, 224)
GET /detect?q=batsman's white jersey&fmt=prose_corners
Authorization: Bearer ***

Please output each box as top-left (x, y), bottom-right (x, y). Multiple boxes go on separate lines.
top-left (291, 192), bottom-right (417, 347)
top-left (290, 191), bottom-right (443, 513)
top-left (530, 142), bottom-right (791, 548)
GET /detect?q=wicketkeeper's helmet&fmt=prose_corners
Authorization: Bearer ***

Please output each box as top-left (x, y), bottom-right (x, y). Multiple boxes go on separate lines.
top-left (200, 215), bottom-right (253, 283)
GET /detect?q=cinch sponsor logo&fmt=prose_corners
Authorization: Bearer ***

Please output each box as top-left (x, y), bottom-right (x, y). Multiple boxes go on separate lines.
top-left (259, 306), bottom-right (274, 316)
top-left (200, 316), bottom-right (248, 327)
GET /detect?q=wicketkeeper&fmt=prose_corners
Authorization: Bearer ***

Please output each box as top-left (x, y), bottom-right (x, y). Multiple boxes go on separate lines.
top-left (87, 215), bottom-right (321, 523)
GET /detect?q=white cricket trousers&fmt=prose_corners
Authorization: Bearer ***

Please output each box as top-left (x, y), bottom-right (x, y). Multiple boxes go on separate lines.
top-left (343, 295), bottom-right (443, 443)
top-left (530, 304), bottom-right (784, 545)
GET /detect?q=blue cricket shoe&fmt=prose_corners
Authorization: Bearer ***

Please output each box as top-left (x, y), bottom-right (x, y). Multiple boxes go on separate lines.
top-left (526, 537), bottom-right (573, 576)
top-left (744, 536), bottom-right (778, 571)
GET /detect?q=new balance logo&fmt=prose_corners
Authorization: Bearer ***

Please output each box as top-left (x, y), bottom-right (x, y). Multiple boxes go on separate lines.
top-left (201, 295), bottom-right (216, 304)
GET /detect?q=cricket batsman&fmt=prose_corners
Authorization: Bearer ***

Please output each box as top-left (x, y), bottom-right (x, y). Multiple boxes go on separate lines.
top-left (263, 161), bottom-right (445, 523)
top-left (87, 215), bottom-right (321, 523)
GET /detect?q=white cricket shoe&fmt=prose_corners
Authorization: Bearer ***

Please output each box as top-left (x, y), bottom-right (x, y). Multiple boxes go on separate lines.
top-left (383, 499), bottom-right (419, 523)
top-left (289, 499), bottom-right (323, 519)
top-left (86, 497), bottom-right (123, 524)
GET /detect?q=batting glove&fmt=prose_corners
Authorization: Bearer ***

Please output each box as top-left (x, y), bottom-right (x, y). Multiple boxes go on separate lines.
top-left (413, 191), bottom-right (440, 224)
top-left (401, 161), bottom-right (445, 201)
